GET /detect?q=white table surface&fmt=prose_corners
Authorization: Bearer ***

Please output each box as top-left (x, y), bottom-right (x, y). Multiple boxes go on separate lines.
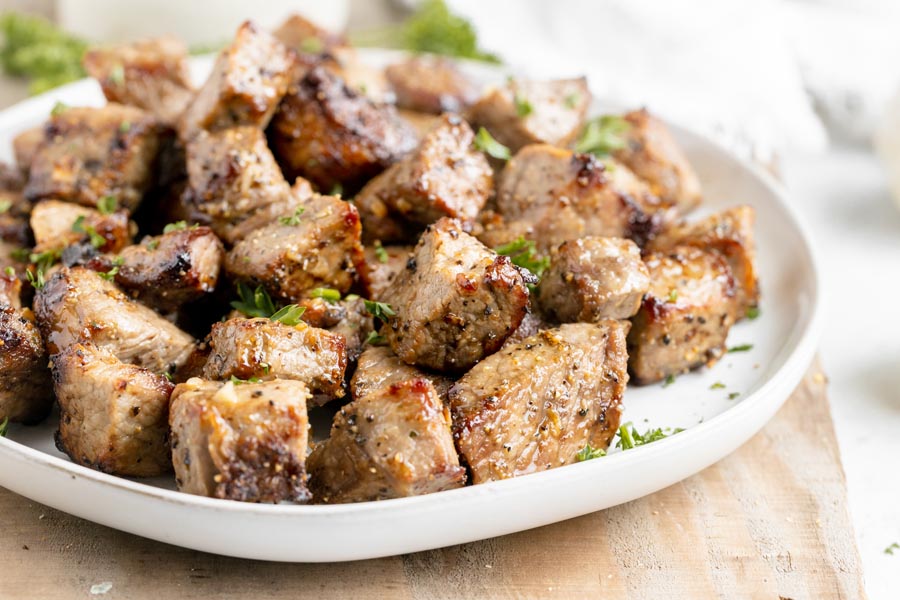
top-left (783, 147), bottom-right (900, 600)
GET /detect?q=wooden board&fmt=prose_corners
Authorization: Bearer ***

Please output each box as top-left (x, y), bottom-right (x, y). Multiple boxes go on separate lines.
top-left (0, 361), bottom-right (865, 599)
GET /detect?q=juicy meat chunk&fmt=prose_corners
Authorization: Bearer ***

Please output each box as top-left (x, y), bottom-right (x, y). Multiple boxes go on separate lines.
top-left (30, 199), bottom-right (133, 254)
top-left (202, 317), bottom-right (347, 398)
top-left (83, 36), bottom-right (194, 124)
top-left (25, 104), bottom-right (166, 211)
top-left (225, 194), bottom-right (363, 302)
top-left (268, 66), bottom-right (418, 191)
top-left (169, 378), bottom-right (311, 503)
top-left (354, 114), bottom-right (492, 242)
top-left (273, 13), bottom-right (347, 55)
top-left (537, 236), bottom-right (650, 322)
top-left (483, 144), bottom-right (664, 251)
top-left (450, 322), bottom-right (628, 483)
top-left (183, 126), bottom-right (294, 244)
top-left (627, 245), bottom-right (738, 384)
top-left (383, 218), bottom-right (530, 372)
top-left (0, 177), bottom-right (30, 247)
top-left (35, 266), bottom-right (195, 374)
top-left (385, 56), bottom-right (478, 114)
top-left (613, 109), bottom-right (702, 213)
top-left (323, 295), bottom-right (374, 366)
top-left (179, 21), bottom-right (294, 138)
top-left (52, 343), bottom-right (173, 476)
top-left (467, 77), bottom-right (590, 152)
top-left (359, 244), bottom-right (412, 301)
top-left (308, 378), bottom-right (465, 503)
top-left (351, 345), bottom-right (454, 403)
top-left (12, 126), bottom-right (43, 174)
top-left (648, 205), bottom-right (759, 315)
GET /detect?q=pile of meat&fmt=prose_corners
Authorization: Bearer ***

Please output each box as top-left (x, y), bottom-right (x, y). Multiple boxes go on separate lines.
top-left (0, 15), bottom-right (759, 504)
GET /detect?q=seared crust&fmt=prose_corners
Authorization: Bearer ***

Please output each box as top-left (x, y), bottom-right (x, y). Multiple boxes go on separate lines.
top-left (467, 77), bottom-right (590, 152)
top-left (450, 321), bottom-right (628, 483)
top-left (383, 218), bottom-right (530, 372)
top-left (202, 317), bottom-right (348, 398)
top-left (24, 104), bottom-right (166, 211)
top-left (627, 245), bottom-right (738, 384)
top-left (351, 345), bottom-right (454, 403)
top-left (52, 343), bottom-right (174, 476)
top-left (178, 21), bottom-right (294, 138)
top-left (385, 56), bottom-right (477, 115)
top-left (308, 378), bottom-right (465, 503)
top-left (83, 36), bottom-right (194, 124)
top-left (224, 194), bottom-right (364, 302)
top-left (268, 66), bottom-right (418, 191)
top-left (537, 236), bottom-right (650, 322)
top-left (358, 244), bottom-right (413, 302)
top-left (34, 266), bottom-right (196, 373)
top-left (30, 199), bottom-right (133, 254)
top-left (169, 378), bottom-right (311, 503)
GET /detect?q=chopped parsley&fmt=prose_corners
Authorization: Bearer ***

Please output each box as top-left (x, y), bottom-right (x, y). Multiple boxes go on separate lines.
top-left (97, 195), bottom-right (117, 215)
top-left (365, 330), bottom-right (386, 346)
top-left (374, 240), bottom-right (389, 263)
top-left (745, 306), bottom-right (761, 320)
top-left (50, 100), bottom-right (68, 116)
top-left (615, 422), bottom-right (684, 451)
top-left (0, 12), bottom-right (88, 94)
top-left (514, 94), bottom-right (533, 117)
top-left (309, 287), bottom-right (341, 303)
top-left (145, 239), bottom-right (160, 251)
top-left (575, 443), bottom-right (606, 461)
top-left (72, 215), bottom-right (106, 248)
top-left (727, 344), bottom-right (753, 353)
top-left (0, 416), bottom-right (8, 437)
top-left (493, 236), bottom-right (550, 280)
top-left (270, 304), bottom-right (306, 326)
top-left (728, 392), bottom-right (740, 400)
top-left (710, 381), bottom-right (726, 390)
top-left (4, 266), bottom-right (14, 276)
top-left (162, 220), bottom-right (197, 233)
top-left (97, 257), bottom-right (124, 281)
top-left (162, 372), bottom-right (173, 382)
top-left (564, 93), bottom-right (580, 109)
top-left (299, 36), bottom-right (324, 54)
top-left (25, 266), bottom-right (45, 289)
top-left (885, 542), bottom-right (899, 555)
top-left (230, 282), bottom-right (277, 318)
top-left (663, 373), bottom-right (676, 388)
top-left (574, 115), bottom-right (631, 157)
top-left (667, 289), bottom-right (679, 303)
top-left (229, 375), bottom-right (261, 385)
top-left (0, 199), bottom-right (11, 213)
top-left (364, 299), bottom-right (396, 321)
top-left (24, 249), bottom-right (60, 290)
top-left (108, 64), bottom-right (125, 85)
top-left (278, 206), bottom-right (305, 226)
top-left (473, 127), bottom-right (511, 160)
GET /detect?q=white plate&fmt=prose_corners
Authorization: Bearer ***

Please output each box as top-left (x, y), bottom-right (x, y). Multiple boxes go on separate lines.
top-left (0, 51), bottom-right (821, 562)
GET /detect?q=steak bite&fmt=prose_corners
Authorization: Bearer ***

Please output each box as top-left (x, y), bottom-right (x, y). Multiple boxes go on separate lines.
top-left (450, 321), bottom-right (628, 483)
top-left (358, 244), bottom-right (412, 301)
top-left (467, 77), bottom-right (591, 153)
top-left (273, 13), bottom-right (347, 56)
top-left (0, 274), bottom-right (53, 424)
top-left (627, 245), bottom-right (738, 384)
top-left (613, 109), bottom-right (702, 214)
top-left (0, 172), bottom-right (30, 247)
top-left (35, 266), bottom-right (196, 374)
top-left (183, 126), bottom-right (295, 244)
top-left (178, 21), bottom-right (294, 138)
top-left (24, 104), bottom-right (166, 211)
top-left (385, 56), bottom-right (478, 115)
top-left (382, 218), bottom-right (530, 373)
top-left (83, 36), bottom-right (194, 124)
top-left (354, 114), bottom-right (492, 242)
top-left (52, 343), bottom-right (174, 476)
top-left (537, 236), bottom-right (650, 322)
top-left (268, 66), bottom-right (418, 192)
top-left (202, 317), bottom-right (348, 398)
top-left (648, 205), bottom-right (759, 316)
top-left (12, 126), bottom-right (43, 174)
top-left (30, 199), bottom-right (133, 254)
top-left (351, 345), bottom-right (454, 403)
top-left (483, 144), bottom-right (664, 251)
top-left (308, 378), bottom-right (465, 503)
top-left (169, 378), bottom-right (312, 503)
top-left (225, 194), bottom-right (363, 302)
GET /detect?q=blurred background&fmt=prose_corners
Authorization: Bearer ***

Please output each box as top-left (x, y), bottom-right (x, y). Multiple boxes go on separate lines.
top-left (0, 0), bottom-right (896, 597)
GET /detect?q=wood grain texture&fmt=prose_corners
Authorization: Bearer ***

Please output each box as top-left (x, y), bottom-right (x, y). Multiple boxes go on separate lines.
top-left (0, 362), bottom-right (865, 600)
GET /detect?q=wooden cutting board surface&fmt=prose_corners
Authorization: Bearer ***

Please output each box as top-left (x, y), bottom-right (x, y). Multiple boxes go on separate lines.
top-left (0, 361), bottom-right (865, 600)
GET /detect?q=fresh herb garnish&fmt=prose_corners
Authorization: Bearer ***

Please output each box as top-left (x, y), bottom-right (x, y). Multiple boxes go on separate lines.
top-left (615, 422), bottom-right (684, 451)
top-left (97, 195), bottom-right (117, 215)
top-left (885, 542), bottom-right (900, 555)
top-left (25, 265), bottom-right (45, 289)
top-left (163, 220), bottom-right (197, 233)
top-left (145, 239), bottom-right (160, 251)
top-left (0, 416), bottom-right (8, 437)
top-left (299, 37), bottom-right (324, 54)
top-left (667, 289), bottom-right (679, 303)
top-left (309, 287), bottom-right (341, 303)
top-left (4, 266), bottom-right (14, 276)
top-left (493, 236), bottom-right (549, 280)
top-left (50, 100), bottom-right (68, 116)
top-left (108, 64), bottom-right (124, 85)
top-left (97, 257), bottom-right (124, 281)
top-left (745, 306), bottom-right (761, 320)
top-left (663, 373), bottom-right (676, 387)
top-left (473, 127), bottom-right (511, 160)
top-left (24, 249), bottom-right (60, 289)
top-left (727, 344), bottom-right (753, 353)
top-left (0, 12), bottom-right (88, 94)
top-left (365, 330), bottom-right (386, 346)
top-left (229, 375), bottom-right (261, 385)
top-left (0, 199), bottom-right (11, 213)
top-left (514, 94), bottom-right (533, 117)
top-left (118, 120), bottom-right (130, 133)
top-left (72, 215), bottom-right (106, 248)
top-left (270, 304), bottom-right (306, 326)
top-left (575, 115), bottom-right (631, 157)
top-left (564, 93), bottom-right (580, 109)
top-left (162, 372), bottom-right (173, 382)
top-left (278, 206), bottom-right (305, 226)
top-left (575, 443), bottom-right (606, 461)
top-left (230, 282), bottom-right (277, 318)
top-left (364, 300), bottom-right (396, 321)
top-left (710, 381), bottom-right (726, 390)
top-left (374, 241), bottom-right (389, 264)
top-left (728, 392), bottom-right (740, 400)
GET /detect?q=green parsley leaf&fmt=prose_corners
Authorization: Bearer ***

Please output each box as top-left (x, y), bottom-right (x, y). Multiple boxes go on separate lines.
top-left (663, 373), bottom-right (676, 387)
top-left (162, 372), bottom-right (174, 382)
top-left (145, 239), bottom-right (160, 251)
top-left (72, 215), bottom-right (106, 248)
top-left (4, 266), bottom-right (14, 276)
top-left (727, 344), bottom-right (753, 353)
top-left (885, 542), bottom-right (900, 555)
top-left (493, 236), bottom-right (550, 280)
top-left (745, 306), bottom-right (761, 320)
top-left (230, 282), bottom-right (277, 318)
top-left (615, 422), bottom-right (684, 451)
top-left (473, 127), bottom-right (511, 160)
top-left (710, 381), bottom-right (726, 390)
top-left (374, 240), bottom-right (389, 264)
top-left (299, 36), bottom-right (324, 54)
top-left (667, 289), bottom-right (679, 303)
top-left (109, 63), bottom-right (125, 85)
top-left (260, 362), bottom-right (270, 375)
top-left (728, 392), bottom-right (740, 400)
top-left (0, 199), bottom-right (11, 213)
top-left (24, 249), bottom-right (60, 289)
top-left (25, 265), bottom-right (45, 289)
top-left (270, 304), bottom-right (306, 326)
top-left (97, 257), bottom-right (123, 281)
top-left (97, 195), bottom-right (117, 215)
top-left (162, 221), bottom-right (193, 233)
top-left (364, 299), bottom-right (396, 321)
top-left (229, 375), bottom-right (261, 385)
top-left (365, 330), bottom-right (386, 346)
top-left (564, 93), bottom-right (580, 109)
top-left (575, 115), bottom-right (631, 157)
top-left (279, 206), bottom-right (305, 226)
top-left (575, 443), bottom-right (606, 461)
top-left (309, 288), bottom-right (341, 303)
top-left (0, 416), bottom-right (8, 437)
top-left (514, 94), bottom-right (533, 117)
top-left (0, 12), bottom-right (88, 94)
top-left (50, 100), bottom-right (68, 116)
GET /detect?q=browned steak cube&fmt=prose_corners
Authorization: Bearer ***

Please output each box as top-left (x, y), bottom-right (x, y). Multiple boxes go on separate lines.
top-left (351, 345), bottom-right (454, 403)
top-left (225, 194), bottom-right (363, 302)
top-left (169, 378), bottom-right (311, 503)
top-left (613, 109), bottom-right (702, 214)
top-left (179, 21), bottom-right (294, 138)
top-left (383, 218), bottom-right (530, 372)
top-left (12, 126), bottom-right (43, 174)
top-left (537, 236), bottom-right (650, 322)
top-left (24, 104), bottom-right (166, 211)
top-left (467, 77), bottom-right (590, 152)
top-left (648, 205), bottom-right (759, 316)
top-left (483, 144), bottom-right (665, 252)
top-left (83, 36), bottom-right (194, 124)
top-left (385, 56), bottom-right (478, 115)
top-left (30, 199), bottom-right (133, 254)
top-left (324, 295), bottom-right (374, 366)
top-left (53, 343), bottom-right (173, 476)
top-left (358, 243), bottom-right (412, 301)
top-left (627, 245), bottom-right (739, 384)
top-left (450, 321), bottom-right (628, 483)
top-left (0, 274), bottom-right (53, 424)
top-left (268, 66), bottom-right (418, 192)
top-left (183, 126), bottom-right (294, 244)
top-left (273, 13), bottom-right (347, 55)
top-left (202, 317), bottom-right (347, 398)
top-left (308, 378), bottom-right (465, 503)
top-left (355, 114), bottom-right (492, 243)
top-left (0, 170), bottom-right (30, 246)
top-left (34, 267), bottom-right (195, 374)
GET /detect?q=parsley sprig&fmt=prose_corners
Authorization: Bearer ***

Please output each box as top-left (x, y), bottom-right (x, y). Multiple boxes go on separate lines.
top-left (278, 206), bottom-right (305, 226)
top-left (616, 422), bottom-right (685, 451)
top-left (494, 236), bottom-right (549, 281)
top-left (0, 416), bottom-right (8, 437)
top-left (575, 443), bottom-right (606, 461)
top-left (230, 283), bottom-right (305, 326)
top-left (364, 299), bottom-right (396, 321)
top-left (309, 287), bottom-right (341, 303)
top-left (72, 215), bottom-right (107, 248)
top-left (473, 127), bottom-right (511, 160)
top-left (575, 115), bottom-right (631, 157)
